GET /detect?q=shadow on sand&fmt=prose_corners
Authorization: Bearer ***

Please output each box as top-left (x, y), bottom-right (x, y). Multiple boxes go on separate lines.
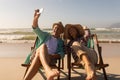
top-left (59, 70), bottom-right (120, 80)
top-left (39, 69), bottom-right (120, 80)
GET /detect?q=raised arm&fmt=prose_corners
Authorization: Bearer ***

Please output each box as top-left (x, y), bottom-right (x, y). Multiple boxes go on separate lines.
top-left (32, 9), bottom-right (41, 28)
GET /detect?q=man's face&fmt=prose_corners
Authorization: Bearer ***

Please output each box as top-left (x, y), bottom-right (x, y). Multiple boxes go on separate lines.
top-left (52, 24), bottom-right (63, 37)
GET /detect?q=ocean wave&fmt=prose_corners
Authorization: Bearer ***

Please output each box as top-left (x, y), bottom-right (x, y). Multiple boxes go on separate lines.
top-left (0, 34), bottom-right (24, 40)
top-left (0, 28), bottom-right (120, 43)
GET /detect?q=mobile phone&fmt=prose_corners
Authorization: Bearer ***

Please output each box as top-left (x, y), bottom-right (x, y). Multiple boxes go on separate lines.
top-left (40, 8), bottom-right (44, 14)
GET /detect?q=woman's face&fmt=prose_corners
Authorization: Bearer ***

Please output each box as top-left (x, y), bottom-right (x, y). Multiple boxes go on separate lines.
top-left (52, 24), bottom-right (63, 38)
top-left (68, 27), bottom-right (77, 39)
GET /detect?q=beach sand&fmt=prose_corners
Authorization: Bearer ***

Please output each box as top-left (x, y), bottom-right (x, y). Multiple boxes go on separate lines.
top-left (0, 42), bottom-right (120, 80)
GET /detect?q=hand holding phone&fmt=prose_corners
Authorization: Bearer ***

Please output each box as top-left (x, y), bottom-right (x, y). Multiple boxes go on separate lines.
top-left (36, 8), bottom-right (44, 14)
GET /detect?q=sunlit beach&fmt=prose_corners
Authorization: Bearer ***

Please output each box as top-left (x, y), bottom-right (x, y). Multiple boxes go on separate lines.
top-left (0, 0), bottom-right (120, 80)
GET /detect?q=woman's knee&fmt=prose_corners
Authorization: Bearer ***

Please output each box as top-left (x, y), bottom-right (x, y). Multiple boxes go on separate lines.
top-left (71, 41), bottom-right (80, 49)
top-left (72, 41), bottom-right (80, 46)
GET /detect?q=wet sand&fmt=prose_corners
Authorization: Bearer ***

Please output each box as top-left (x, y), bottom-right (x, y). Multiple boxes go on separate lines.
top-left (0, 43), bottom-right (120, 80)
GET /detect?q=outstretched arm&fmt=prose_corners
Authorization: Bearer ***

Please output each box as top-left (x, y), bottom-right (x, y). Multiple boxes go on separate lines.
top-left (32, 9), bottom-right (41, 28)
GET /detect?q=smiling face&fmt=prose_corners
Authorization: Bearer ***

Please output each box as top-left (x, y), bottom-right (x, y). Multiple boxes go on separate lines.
top-left (68, 27), bottom-right (78, 39)
top-left (52, 24), bottom-right (63, 38)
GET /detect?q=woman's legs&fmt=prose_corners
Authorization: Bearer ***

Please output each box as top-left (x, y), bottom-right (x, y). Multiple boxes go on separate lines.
top-left (23, 44), bottom-right (59, 80)
top-left (81, 55), bottom-right (96, 80)
top-left (72, 41), bottom-right (96, 80)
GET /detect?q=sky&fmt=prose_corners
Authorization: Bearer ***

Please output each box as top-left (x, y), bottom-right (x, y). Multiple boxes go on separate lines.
top-left (0, 0), bottom-right (120, 29)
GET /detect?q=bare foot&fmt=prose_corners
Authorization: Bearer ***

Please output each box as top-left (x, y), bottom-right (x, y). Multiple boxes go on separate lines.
top-left (85, 63), bottom-right (97, 80)
top-left (45, 69), bottom-right (60, 80)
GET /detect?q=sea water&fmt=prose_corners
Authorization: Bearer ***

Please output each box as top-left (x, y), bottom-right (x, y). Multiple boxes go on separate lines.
top-left (0, 28), bottom-right (52, 42)
top-left (0, 28), bottom-right (120, 42)
top-left (91, 28), bottom-right (120, 42)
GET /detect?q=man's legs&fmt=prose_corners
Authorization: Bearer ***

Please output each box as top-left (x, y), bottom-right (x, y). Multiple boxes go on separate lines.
top-left (38, 44), bottom-right (59, 80)
top-left (23, 44), bottom-right (59, 80)
top-left (23, 51), bottom-right (41, 80)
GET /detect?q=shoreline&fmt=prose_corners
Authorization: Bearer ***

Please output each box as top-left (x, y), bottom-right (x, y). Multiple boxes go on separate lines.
top-left (1, 39), bottom-right (120, 43)
top-left (0, 40), bottom-right (35, 43)
top-left (0, 41), bottom-right (120, 58)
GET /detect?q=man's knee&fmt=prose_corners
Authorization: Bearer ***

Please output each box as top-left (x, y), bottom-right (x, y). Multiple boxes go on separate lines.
top-left (36, 43), bottom-right (47, 53)
top-left (40, 43), bottom-right (47, 49)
